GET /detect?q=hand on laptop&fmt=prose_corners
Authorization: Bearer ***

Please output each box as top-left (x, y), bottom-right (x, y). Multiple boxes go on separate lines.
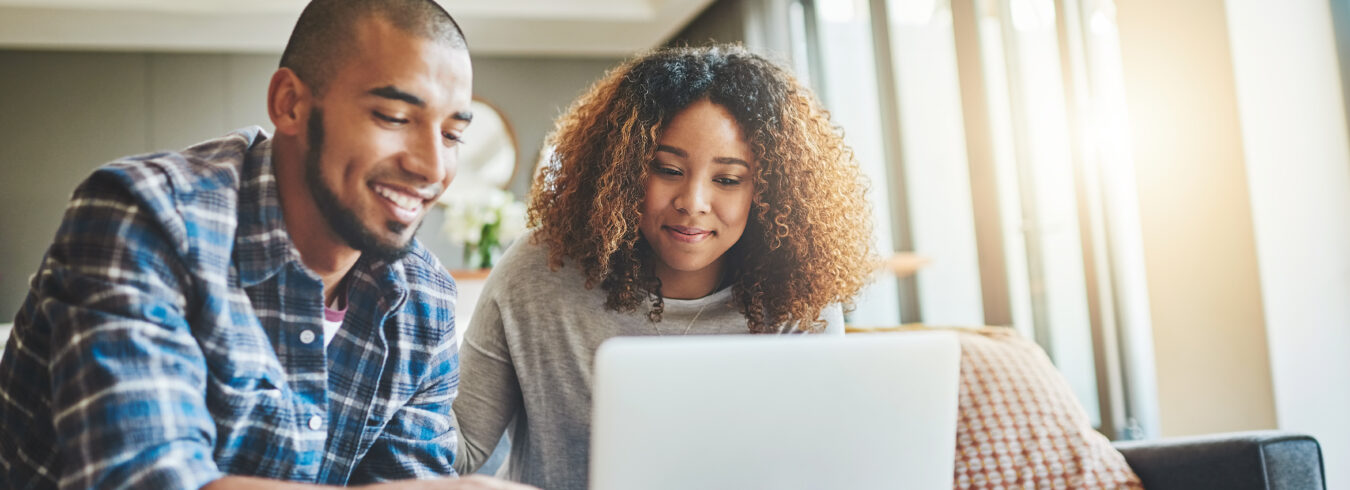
top-left (367, 475), bottom-right (540, 490)
top-left (361, 475), bottom-right (538, 490)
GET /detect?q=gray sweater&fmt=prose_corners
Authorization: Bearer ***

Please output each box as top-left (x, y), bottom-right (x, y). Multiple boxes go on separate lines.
top-left (450, 235), bottom-right (843, 489)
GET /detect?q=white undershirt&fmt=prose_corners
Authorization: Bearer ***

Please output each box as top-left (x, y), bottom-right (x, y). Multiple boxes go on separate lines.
top-left (322, 316), bottom-right (341, 348)
top-left (324, 284), bottom-right (349, 349)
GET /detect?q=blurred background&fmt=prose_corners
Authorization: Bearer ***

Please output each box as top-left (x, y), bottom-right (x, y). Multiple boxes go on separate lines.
top-left (1, 0), bottom-right (1347, 486)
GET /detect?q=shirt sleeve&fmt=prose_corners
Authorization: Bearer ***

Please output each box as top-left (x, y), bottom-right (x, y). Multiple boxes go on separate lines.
top-left (349, 318), bottom-right (460, 482)
top-left (39, 171), bottom-right (223, 489)
top-left (450, 289), bottom-right (523, 475)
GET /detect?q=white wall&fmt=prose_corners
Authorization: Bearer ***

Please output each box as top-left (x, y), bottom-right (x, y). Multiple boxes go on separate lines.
top-left (1225, 0), bottom-right (1350, 486)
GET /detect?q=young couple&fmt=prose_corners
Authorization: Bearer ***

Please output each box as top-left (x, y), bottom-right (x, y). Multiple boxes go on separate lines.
top-left (0, 0), bottom-right (875, 489)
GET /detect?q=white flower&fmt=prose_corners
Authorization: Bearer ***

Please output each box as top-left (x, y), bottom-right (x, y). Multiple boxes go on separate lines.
top-left (442, 198), bottom-right (485, 245)
top-left (440, 188), bottom-right (526, 251)
top-left (484, 188), bottom-right (509, 209)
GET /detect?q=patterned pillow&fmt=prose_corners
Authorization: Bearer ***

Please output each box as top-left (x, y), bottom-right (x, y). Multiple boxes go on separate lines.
top-left (952, 327), bottom-right (1143, 489)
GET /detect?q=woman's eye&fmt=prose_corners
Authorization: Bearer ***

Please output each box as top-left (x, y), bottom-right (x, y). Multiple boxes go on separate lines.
top-left (443, 132), bottom-right (464, 145)
top-left (373, 112), bottom-right (409, 125)
top-left (715, 177), bottom-right (743, 186)
top-left (655, 166), bottom-right (683, 176)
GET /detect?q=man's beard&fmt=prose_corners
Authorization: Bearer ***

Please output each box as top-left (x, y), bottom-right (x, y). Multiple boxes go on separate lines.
top-left (304, 108), bottom-right (420, 263)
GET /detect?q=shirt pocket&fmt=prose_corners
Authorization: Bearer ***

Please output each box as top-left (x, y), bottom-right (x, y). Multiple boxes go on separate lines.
top-left (206, 359), bottom-right (289, 416)
top-left (205, 362), bottom-right (298, 475)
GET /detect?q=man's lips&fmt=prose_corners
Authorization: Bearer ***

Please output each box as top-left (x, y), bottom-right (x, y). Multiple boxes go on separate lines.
top-left (371, 183), bottom-right (432, 223)
top-left (664, 225), bottom-right (714, 243)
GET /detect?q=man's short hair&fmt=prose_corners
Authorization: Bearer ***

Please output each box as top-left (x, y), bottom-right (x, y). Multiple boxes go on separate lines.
top-left (280, 0), bottom-right (467, 95)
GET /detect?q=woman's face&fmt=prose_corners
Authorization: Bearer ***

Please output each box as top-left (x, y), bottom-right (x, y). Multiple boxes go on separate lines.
top-left (639, 99), bottom-right (757, 298)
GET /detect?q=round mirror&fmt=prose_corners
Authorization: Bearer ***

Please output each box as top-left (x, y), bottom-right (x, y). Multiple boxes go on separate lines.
top-left (440, 98), bottom-right (518, 203)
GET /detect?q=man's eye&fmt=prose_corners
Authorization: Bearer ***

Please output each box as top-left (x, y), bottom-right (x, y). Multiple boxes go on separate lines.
top-left (374, 112), bottom-right (409, 125)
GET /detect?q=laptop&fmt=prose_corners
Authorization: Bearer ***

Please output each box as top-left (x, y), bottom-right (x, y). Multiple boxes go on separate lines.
top-left (590, 331), bottom-right (961, 490)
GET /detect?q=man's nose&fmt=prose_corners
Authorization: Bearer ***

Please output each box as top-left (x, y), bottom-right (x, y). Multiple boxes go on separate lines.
top-left (402, 127), bottom-right (452, 185)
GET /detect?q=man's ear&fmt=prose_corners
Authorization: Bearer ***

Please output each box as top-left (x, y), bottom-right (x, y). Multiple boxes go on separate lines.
top-left (268, 67), bottom-right (311, 136)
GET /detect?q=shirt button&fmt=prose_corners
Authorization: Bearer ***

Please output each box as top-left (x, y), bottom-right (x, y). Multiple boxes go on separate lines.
top-left (299, 329), bottom-right (316, 344)
top-left (308, 415), bottom-right (324, 431)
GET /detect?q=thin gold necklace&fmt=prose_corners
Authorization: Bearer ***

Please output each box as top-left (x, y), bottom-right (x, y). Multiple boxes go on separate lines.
top-left (652, 302), bottom-right (710, 336)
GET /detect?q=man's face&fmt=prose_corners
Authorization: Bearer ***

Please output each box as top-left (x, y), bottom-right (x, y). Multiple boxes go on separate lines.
top-left (303, 16), bottom-right (473, 262)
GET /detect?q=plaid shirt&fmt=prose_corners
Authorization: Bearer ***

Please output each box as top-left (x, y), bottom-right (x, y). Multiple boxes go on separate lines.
top-left (0, 127), bottom-right (461, 488)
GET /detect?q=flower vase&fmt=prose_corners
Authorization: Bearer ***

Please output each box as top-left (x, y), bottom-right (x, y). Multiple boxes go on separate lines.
top-left (462, 242), bottom-right (502, 270)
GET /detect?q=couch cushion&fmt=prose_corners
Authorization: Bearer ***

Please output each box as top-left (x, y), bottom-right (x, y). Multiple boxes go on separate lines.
top-left (953, 327), bottom-right (1142, 489)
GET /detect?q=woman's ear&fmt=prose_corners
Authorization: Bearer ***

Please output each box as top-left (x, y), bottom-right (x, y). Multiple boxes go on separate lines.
top-left (268, 67), bottom-right (310, 136)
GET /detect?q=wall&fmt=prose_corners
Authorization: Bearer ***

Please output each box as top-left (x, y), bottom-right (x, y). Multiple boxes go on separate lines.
top-left (1225, 0), bottom-right (1350, 485)
top-left (473, 57), bottom-right (622, 196)
top-left (1112, 0), bottom-right (1278, 435)
top-left (0, 50), bottom-right (619, 321)
top-left (671, 0), bottom-right (751, 47)
top-left (1, 51), bottom-right (142, 322)
top-left (671, 0), bottom-right (800, 61)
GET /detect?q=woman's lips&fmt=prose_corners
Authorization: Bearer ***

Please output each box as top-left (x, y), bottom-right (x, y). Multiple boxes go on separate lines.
top-left (664, 225), bottom-right (713, 243)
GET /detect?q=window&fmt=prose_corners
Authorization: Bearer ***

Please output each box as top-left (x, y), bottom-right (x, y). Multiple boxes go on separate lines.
top-left (801, 0), bottom-right (1155, 439)
top-left (799, 0), bottom-right (903, 326)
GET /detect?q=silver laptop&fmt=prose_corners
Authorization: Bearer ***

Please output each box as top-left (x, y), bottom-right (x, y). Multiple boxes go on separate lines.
top-left (590, 331), bottom-right (961, 490)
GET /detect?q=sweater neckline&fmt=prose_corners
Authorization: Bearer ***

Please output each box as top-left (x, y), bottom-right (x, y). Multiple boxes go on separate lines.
top-left (660, 286), bottom-right (734, 312)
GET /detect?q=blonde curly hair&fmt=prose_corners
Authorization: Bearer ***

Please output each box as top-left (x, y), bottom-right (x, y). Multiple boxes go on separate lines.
top-left (529, 45), bottom-right (877, 333)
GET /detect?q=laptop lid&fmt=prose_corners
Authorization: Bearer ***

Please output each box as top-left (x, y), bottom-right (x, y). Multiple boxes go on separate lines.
top-left (590, 331), bottom-right (961, 490)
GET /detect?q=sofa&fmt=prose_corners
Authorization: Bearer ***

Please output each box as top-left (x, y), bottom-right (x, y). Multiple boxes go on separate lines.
top-left (845, 324), bottom-right (1328, 489)
top-left (1115, 430), bottom-right (1325, 490)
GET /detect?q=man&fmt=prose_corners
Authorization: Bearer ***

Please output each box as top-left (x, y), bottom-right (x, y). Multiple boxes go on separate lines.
top-left (0, 1), bottom-right (534, 488)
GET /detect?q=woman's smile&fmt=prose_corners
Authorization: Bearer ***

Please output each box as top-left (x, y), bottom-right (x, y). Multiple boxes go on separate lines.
top-left (663, 225), bottom-right (714, 243)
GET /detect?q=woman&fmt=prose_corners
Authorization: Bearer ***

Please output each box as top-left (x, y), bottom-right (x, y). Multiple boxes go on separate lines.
top-left (451, 45), bottom-right (876, 489)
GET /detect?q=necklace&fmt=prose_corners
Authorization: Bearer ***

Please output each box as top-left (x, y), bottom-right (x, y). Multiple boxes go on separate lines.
top-left (652, 302), bottom-right (710, 336)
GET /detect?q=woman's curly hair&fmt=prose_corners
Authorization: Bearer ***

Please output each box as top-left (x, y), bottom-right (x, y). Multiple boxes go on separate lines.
top-left (529, 44), bottom-right (877, 333)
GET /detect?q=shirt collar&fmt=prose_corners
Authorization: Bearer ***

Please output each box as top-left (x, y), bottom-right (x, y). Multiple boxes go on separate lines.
top-left (234, 131), bottom-right (303, 288)
top-left (350, 252), bottom-right (411, 315)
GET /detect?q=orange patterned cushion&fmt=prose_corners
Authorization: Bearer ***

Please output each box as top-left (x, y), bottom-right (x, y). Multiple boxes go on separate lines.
top-left (953, 327), bottom-right (1143, 489)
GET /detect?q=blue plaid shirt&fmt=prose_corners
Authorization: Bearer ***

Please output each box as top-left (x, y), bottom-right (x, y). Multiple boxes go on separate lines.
top-left (0, 127), bottom-right (461, 488)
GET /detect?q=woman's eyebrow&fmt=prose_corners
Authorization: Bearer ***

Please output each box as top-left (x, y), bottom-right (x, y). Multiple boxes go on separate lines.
top-left (714, 157), bottom-right (750, 167)
top-left (657, 145), bottom-right (749, 167)
top-left (655, 145), bottom-right (687, 157)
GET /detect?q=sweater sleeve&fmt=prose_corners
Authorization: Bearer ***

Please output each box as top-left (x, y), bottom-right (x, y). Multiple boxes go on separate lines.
top-left (450, 278), bottom-right (523, 475)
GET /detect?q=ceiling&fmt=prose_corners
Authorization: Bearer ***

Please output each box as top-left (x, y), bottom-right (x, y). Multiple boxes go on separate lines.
top-left (0, 0), bottom-right (717, 57)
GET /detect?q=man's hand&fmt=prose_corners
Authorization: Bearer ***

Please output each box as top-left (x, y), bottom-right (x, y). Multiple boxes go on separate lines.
top-left (368, 475), bottom-right (540, 490)
top-left (206, 475), bottom-right (540, 490)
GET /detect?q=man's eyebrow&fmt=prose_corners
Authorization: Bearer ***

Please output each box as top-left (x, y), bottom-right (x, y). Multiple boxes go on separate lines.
top-left (369, 86), bottom-right (473, 122)
top-left (368, 85), bottom-right (425, 107)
